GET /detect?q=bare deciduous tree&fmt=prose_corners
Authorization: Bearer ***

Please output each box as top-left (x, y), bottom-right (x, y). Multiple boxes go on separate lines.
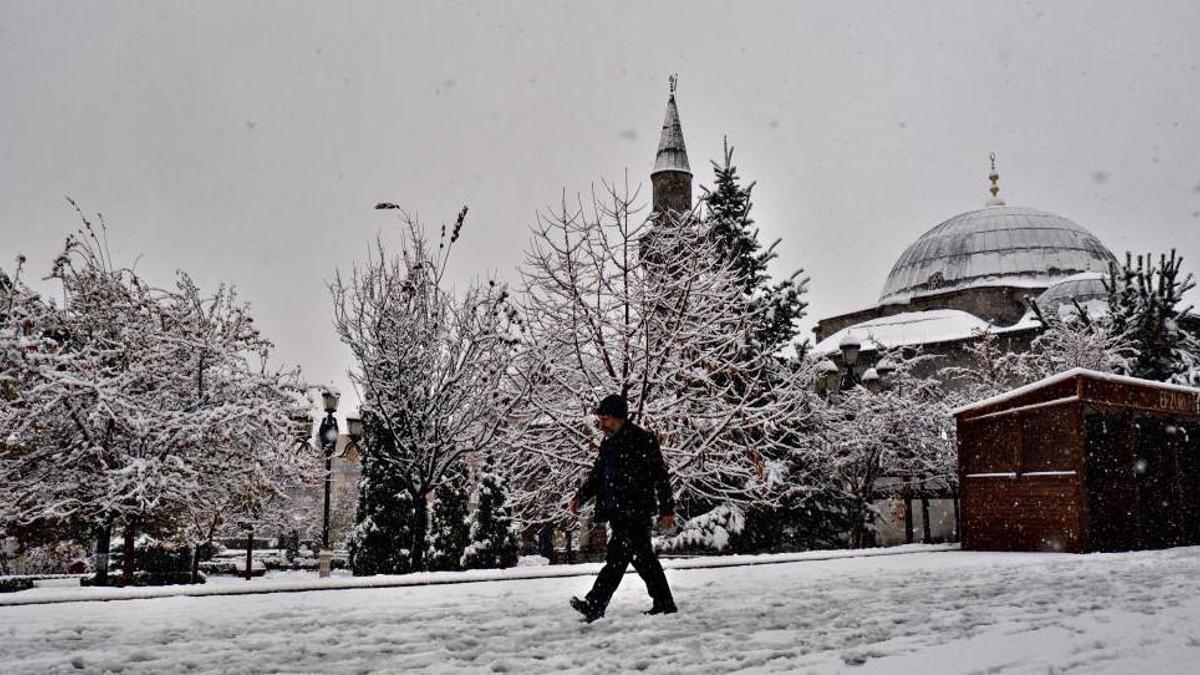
top-left (1, 214), bottom-right (313, 582)
top-left (503, 182), bottom-right (821, 524)
top-left (330, 207), bottom-right (522, 570)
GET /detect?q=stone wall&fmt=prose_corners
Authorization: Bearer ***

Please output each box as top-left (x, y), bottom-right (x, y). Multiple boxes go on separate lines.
top-left (651, 170), bottom-right (692, 215)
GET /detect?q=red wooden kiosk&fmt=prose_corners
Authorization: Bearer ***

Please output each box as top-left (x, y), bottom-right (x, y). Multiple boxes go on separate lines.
top-left (954, 368), bottom-right (1200, 553)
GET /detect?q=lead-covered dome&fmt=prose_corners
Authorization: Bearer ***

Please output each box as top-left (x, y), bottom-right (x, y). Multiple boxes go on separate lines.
top-left (1035, 271), bottom-right (1110, 319)
top-left (879, 205), bottom-right (1118, 305)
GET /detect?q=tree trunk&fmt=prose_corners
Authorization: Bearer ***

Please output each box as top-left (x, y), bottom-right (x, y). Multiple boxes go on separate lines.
top-left (245, 527), bottom-right (255, 581)
top-left (903, 492), bottom-right (914, 544)
top-left (848, 516), bottom-right (864, 549)
top-left (538, 524), bottom-right (553, 560)
top-left (193, 526), bottom-right (216, 584)
top-left (921, 497), bottom-right (933, 544)
top-left (93, 521), bottom-right (111, 586)
top-left (410, 491), bottom-right (429, 572)
top-left (952, 492), bottom-right (962, 543)
top-left (190, 545), bottom-right (200, 585)
top-left (848, 498), bottom-right (870, 549)
top-left (120, 520), bottom-right (136, 587)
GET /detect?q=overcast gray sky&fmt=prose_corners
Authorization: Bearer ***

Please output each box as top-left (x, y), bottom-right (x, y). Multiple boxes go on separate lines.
top-left (3, 1), bottom-right (1199, 414)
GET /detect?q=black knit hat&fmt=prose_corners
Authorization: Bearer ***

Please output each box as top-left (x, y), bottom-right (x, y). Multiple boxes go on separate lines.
top-left (593, 394), bottom-right (628, 419)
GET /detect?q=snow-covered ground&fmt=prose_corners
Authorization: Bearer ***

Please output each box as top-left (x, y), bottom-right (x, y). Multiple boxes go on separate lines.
top-left (0, 545), bottom-right (953, 606)
top-left (2, 546), bottom-right (1199, 673)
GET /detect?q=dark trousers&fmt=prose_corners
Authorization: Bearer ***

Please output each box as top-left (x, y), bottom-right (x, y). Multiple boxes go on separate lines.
top-left (586, 518), bottom-right (674, 611)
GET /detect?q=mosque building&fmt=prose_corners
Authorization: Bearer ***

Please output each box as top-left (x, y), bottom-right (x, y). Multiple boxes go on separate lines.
top-left (646, 77), bottom-right (1121, 373)
top-left (565, 81), bottom-right (1139, 554)
top-left (808, 156), bottom-right (1131, 545)
top-left (812, 156), bottom-right (1120, 374)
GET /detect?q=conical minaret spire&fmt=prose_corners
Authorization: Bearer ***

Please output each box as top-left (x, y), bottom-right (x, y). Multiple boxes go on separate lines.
top-left (651, 74), bottom-right (693, 216)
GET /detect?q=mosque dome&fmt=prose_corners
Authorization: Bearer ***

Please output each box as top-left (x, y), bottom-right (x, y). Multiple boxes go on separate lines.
top-left (1035, 271), bottom-right (1110, 319)
top-left (878, 205), bottom-right (1118, 306)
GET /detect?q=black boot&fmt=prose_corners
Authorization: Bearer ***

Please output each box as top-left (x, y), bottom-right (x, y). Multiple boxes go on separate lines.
top-left (570, 596), bottom-right (604, 623)
top-left (644, 601), bottom-right (677, 616)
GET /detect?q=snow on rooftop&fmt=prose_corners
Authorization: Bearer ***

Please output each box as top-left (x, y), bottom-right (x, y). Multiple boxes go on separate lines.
top-left (951, 367), bottom-right (1200, 416)
top-left (814, 309), bottom-right (992, 356)
top-left (879, 274), bottom-right (1053, 307)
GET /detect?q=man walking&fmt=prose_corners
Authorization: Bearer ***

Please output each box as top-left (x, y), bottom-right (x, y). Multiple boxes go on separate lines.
top-left (569, 394), bottom-right (677, 623)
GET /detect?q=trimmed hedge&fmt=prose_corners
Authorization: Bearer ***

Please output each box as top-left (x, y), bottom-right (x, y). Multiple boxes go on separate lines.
top-left (0, 577), bottom-right (35, 593)
top-left (0, 574), bottom-right (89, 593)
top-left (82, 571), bottom-right (206, 587)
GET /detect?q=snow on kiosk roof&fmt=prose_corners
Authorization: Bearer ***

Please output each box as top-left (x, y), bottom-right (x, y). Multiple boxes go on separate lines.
top-left (954, 368), bottom-right (1200, 553)
top-left (951, 367), bottom-right (1200, 418)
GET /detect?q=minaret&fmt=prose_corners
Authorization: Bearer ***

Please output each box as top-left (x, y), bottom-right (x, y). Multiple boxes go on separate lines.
top-left (651, 75), bottom-right (693, 216)
top-left (986, 152), bottom-right (1006, 207)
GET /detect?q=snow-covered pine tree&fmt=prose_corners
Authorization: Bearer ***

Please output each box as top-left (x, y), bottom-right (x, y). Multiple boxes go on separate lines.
top-left (461, 451), bottom-right (519, 570)
top-left (1025, 302), bottom-right (1133, 378)
top-left (348, 413), bottom-right (416, 575)
top-left (425, 470), bottom-right (471, 572)
top-left (702, 138), bottom-right (809, 353)
top-left (699, 142), bottom-right (824, 549)
top-left (1105, 250), bottom-right (1200, 383)
top-left (331, 207), bottom-right (523, 572)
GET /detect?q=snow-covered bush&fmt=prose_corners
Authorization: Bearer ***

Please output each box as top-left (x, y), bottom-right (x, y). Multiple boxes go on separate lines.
top-left (348, 423), bottom-right (416, 576)
top-left (105, 535), bottom-right (202, 586)
top-left (1027, 311), bottom-right (1133, 377)
top-left (19, 541), bottom-right (91, 575)
top-left (733, 483), bottom-right (858, 554)
top-left (426, 473), bottom-right (471, 572)
top-left (0, 578), bottom-right (35, 593)
top-left (949, 299), bottom-right (1134, 404)
top-left (658, 504), bottom-right (746, 553)
top-left (461, 452), bottom-right (519, 569)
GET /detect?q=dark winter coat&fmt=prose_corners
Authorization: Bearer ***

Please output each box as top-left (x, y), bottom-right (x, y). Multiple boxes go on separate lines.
top-left (574, 421), bottom-right (675, 523)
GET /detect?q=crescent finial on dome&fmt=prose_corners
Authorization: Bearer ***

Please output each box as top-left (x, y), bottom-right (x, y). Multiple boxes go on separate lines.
top-left (987, 152), bottom-right (1005, 206)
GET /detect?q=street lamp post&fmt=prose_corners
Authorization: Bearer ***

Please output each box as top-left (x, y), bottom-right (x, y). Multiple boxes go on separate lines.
top-left (814, 336), bottom-right (899, 396)
top-left (861, 367), bottom-right (881, 393)
top-left (317, 387), bottom-right (340, 578)
top-left (239, 520), bottom-right (255, 582)
top-left (345, 413), bottom-right (363, 449)
top-left (816, 358), bottom-right (841, 395)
